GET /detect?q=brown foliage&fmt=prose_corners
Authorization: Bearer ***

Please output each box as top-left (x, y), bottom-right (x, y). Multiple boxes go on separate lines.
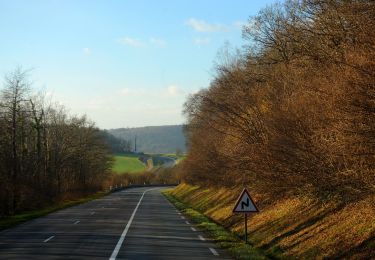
top-left (181, 0), bottom-right (375, 201)
top-left (106, 167), bottom-right (180, 190)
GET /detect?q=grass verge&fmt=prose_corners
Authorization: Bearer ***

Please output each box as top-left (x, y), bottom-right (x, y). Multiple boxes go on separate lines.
top-left (0, 191), bottom-right (108, 231)
top-left (168, 184), bottom-right (375, 259)
top-left (162, 188), bottom-right (269, 260)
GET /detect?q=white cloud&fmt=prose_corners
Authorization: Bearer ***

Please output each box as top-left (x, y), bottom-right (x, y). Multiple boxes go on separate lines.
top-left (189, 88), bottom-right (200, 95)
top-left (87, 98), bottom-right (106, 110)
top-left (194, 37), bottom-right (210, 45)
top-left (120, 88), bottom-right (147, 96)
top-left (118, 37), bottom-right (166, 48)
top-left (119, 85), bottom-right (184, 98)
top-left (47, 86), bottom-right (189, 128)
top-left (150, 37), bottom-right (166, 47)
top-left (118, 37), bottom-right (144, 47)
top-left (45, 91), bottom-right (54, 97)
top-left (121, 88), bottom-right (131, 96)
top-left (82, 47), bottom-right (91, 55)
top-left (186, 18), bottom-right (228, 32)
top-left (164, 85), bottom-right (187, 98)
top-left (167, 85), bottom-right (180, 96)
top-left (233, 21), bottom-right (246, 30)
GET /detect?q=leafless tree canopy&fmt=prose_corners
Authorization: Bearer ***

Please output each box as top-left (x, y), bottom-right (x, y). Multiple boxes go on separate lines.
top-left (0, 68), bottom-right (112, 216)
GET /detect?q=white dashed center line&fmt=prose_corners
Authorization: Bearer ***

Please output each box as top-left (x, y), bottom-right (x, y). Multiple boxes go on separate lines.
top-left (185, 221), bottom-right (190, 225)
top-left (74, 220), bottom-right (80, 225)
top-left (198, 235), bottom-right (205, 241)
top-left (109, 188), bottom-right (157, 260)
top-left (91, 212), bottom-right (95, 215)
top-left (209, 247), bottom-right (219, 256)
top-left (191, 227), bottom-right (197, 232)
top-left (43, 236), bottom-right (54, 243)
top-left (181, 216), bottom-right (185, 220)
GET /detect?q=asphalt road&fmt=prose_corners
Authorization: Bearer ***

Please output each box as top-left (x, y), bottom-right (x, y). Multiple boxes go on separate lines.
top-left (0, 187), bottom-right (230, 259)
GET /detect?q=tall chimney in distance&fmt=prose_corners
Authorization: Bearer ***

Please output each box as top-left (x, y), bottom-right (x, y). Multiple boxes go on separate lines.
top-left (134, 135), bottom-right (137, 153)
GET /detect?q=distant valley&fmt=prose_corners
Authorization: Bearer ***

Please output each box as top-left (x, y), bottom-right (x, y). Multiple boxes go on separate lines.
top-left (107, 125), bottom-right (186, 154)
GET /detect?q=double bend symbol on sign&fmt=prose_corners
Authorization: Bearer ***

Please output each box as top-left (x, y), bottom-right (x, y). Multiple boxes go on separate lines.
top-left (232, 188), bottom-right (259, 244)
top-left (232, 188), bottom-right (259, 213)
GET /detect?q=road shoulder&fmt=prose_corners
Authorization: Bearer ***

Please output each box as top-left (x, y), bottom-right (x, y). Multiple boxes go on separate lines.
top-left (162, 188), bottom-right (268, 260)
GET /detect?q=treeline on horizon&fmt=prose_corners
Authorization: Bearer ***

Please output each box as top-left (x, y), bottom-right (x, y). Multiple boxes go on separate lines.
top-left (109, 125), bottom-right (186, 154)
top-left (180, 0), bottom-right (375, 202)
top-left (100, 130), bottom-right (133, 153)
top-left (0, 68), bottom-right (112, 216)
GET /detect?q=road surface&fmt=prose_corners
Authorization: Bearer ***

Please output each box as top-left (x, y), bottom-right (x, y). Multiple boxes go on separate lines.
top-left (0, 187), bottom-right (230, 259)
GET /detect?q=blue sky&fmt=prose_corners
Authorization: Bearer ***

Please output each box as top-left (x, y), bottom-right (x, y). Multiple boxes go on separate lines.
top-left (0, 0), bottom-right (276, 129)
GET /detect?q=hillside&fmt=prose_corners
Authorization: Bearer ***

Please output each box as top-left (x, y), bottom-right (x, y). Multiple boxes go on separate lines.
top-left (168, 184), bottom-right (375, 259)
top-left (108, 125), bottom-right (186, 154)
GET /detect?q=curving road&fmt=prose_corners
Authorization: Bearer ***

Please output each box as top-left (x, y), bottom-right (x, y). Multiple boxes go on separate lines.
top-left (0, 187), bottom-right (230, 259)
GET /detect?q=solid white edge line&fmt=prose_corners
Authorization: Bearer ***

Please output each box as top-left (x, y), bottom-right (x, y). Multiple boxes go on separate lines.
top-left (191, 227), bottom-right (196, 232)
top-left (209, 247), bottom-right (219, 256)
top-left (43, 236), bottom-right (54, 243)
top-left (198, 235), bottom-right (205, 241)
top-left (109, 188), bottom-right (157, 260)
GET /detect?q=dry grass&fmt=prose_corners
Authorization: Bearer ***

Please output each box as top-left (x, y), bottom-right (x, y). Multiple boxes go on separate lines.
top-left (171, 184), bottom-right (375, 259)
top-left (163, 189), bottom-right (267, 260)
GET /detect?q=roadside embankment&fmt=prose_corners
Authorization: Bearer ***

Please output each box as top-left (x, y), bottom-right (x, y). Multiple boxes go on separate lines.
top-left (168, 183), bottom-right (375, 259)
top-left (163, 188), bottom-right (268, 260)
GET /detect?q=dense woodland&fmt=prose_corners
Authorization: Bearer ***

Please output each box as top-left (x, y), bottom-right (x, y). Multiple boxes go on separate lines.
top-left (100, 130), bottom-right (132, 153)
top-left (181, 0), bottom-right (375, 202)
top-left (0, 69), bottom-right (112, 216)
top-left (109, 125), bottom-right (186, 154)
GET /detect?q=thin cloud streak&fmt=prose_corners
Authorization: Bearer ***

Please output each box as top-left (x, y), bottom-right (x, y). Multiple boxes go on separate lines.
top-left (82, 47), bottom-right (91, 55)
top-left (120, 85), bottom-right (184, 98)
top-left (118, 37), bottom-right (144, 47)
top-left (186, 18), bottom-right (229, 32)
top-left (150, 37), bottom-right (166, 47)
top-left (194, 37), bottom-right (210, 45)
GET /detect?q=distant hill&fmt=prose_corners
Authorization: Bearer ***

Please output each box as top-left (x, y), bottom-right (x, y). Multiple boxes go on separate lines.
top-left (108, 125), bottom-right (186, 154)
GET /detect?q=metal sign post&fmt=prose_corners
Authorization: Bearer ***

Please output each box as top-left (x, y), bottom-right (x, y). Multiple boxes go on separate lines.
top-left (245, 214), bottom-right (248, 243)
top-left (233, 188), bottom-right (259, 244)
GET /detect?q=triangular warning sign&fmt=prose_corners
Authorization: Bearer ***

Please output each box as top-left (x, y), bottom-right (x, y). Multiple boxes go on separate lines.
top-left (233, 188), bottom-right (259, 213)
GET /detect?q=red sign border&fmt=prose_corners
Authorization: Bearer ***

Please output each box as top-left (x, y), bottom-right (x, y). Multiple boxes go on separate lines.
top-left (232, 188), bottom-right (259, 213)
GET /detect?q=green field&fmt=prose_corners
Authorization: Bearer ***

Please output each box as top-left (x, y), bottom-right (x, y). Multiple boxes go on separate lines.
top-left (112, 154), bottom-right (147, 174)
